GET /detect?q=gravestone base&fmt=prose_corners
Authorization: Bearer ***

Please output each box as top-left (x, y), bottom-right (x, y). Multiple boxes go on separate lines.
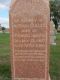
top-left (14, 78), bottom-right (46, 80)
top-left (13, 77), bottom-right (51, 80)
top-left (49, 75), bottom-right (51, 80)
top-left (12, 74), bottom-right (51, 80)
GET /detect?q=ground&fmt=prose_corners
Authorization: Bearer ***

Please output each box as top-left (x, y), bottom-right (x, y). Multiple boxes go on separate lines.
top-left (0, 33), bottom-right (60, 80)
top-left (50, 33), bottom-right (60, 80)
top-left (0, 33), bottom-right (11, 80)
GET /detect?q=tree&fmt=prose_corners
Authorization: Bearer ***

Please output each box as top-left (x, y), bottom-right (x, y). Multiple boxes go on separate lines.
top-left (50, 0), bottom-right (60, 20)
top-left (2, 27), bottom-right (6, 33)
top-left (50, 0), bottom-right (60, 30)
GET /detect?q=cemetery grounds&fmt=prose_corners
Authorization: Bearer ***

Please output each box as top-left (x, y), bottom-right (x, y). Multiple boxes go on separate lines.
top-left (0, 33), bottom-right (60, 80)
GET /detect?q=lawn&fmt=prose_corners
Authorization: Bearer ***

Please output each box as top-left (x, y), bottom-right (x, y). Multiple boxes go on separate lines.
top-left (50, 33), bottom-right (60, 80)
top-left (0, 33), bottom-right (11, 80)
top-left (0, 33), bottom-right (60, 80)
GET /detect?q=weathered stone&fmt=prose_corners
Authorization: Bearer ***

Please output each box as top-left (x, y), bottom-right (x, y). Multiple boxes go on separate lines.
top-left (10, 0), bottom-right (50, 80)
top-left (50, 20), bottom-right (56, 45)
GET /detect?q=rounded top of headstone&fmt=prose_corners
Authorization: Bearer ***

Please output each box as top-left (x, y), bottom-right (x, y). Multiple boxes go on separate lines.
top-left (10, 0), bottom-right (49, 11)
top-left (10, 0), bottom-right (50, 27)
top-left (10, 0), bottom-right (49, 16)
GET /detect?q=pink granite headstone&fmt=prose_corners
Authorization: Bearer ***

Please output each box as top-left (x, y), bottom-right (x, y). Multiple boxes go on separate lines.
top-left (10, 0), bottom-right (50, 80)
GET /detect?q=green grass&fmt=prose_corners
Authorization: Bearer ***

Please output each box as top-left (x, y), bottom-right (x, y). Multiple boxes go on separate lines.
top-left (0, 33), bottom-right (11, 80)
top-left (50, 33), bottom-right (60, 80)
top-left (0, 33), bottom-right (60, 80)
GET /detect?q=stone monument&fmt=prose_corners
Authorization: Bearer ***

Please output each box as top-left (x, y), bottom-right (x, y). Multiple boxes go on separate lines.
top-left (10, 0), bottom-right (50, 80)
top-left (50, 19), bottom-right (56, 45)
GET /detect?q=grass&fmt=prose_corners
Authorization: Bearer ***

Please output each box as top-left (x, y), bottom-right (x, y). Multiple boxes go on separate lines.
top-left (0, 33), bottom-right (11, 80)
top-left (0, 33), bottom-right (60, 80)
top-left (50, 33), bottom-right (60, 80)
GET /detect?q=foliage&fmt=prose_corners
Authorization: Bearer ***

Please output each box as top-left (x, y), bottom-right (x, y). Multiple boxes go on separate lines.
top-left (1, 27), bottom-right (6, 33)
top-left (50, 0), bottom-right (60, 30)
top-left (50, 0), bottom-right (60, 21)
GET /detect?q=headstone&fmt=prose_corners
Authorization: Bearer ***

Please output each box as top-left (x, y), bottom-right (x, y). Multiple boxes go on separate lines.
top-left (50, 20), bottom-right (56, 45)
top-left (10, 0), bottom-right (50, 80)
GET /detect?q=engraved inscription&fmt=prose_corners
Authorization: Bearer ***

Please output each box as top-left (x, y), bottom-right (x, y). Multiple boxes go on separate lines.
top-left (13, 21), bottom-right (47, 61)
